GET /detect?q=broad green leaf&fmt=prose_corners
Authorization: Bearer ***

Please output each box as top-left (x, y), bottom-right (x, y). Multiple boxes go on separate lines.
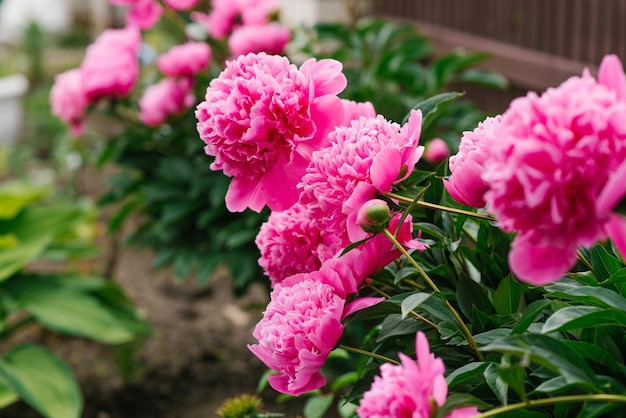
top-left (2, 276), bottom-right (138, 344)
top-left (304, 393), bottom-right (334, 418)
top-left (446, 362), bottom-right (488, 387)
top-left (542, 306), bottom-right (626, 334)
top-left (0, 374), bottom-right (18, 408)
top-left (402, 92), bottom-right (463, 131)
top-left (544, 281), bottom-right (626, 312)
top-left (0, 181), bottom-right (49, 219)
top-left (590, 243), bottom-right (623, 281)
top-left (493, 275), bottom-right (524, 315)
top-left (378, 314), bottom-right (422, 341)
top-left (434, 393), bottom-right (486, 418)
top-left (400, 292), bottom-right (430, 319)
top-left (498, 365), bottom-right (526, 401)
top-left (0, 345), bottom-right (82, 418)
top-left (456, 276), bottom-right (493, 318)
top-left (459, 69), bottom-right (509, 89)
top-left (481, 334), bottom-right (597, 388)
top-left (484, 363), bottom-right (507, 405)
top-left (473, 329), bottom-right (512, 346)
top-left (511, 299), bottom-right (550, 335)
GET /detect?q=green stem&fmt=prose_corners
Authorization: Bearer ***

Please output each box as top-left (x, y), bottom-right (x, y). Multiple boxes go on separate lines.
top-left (382, 229), bottom-right (485, 361)
top-left (474, 394), bottom-right (626, 418)
top-left (338, 344), bottom-right (400, 365)
top-left (577, 249), bottom-right (594, 274)
top-left (386, 192), bottom-right (494, 221)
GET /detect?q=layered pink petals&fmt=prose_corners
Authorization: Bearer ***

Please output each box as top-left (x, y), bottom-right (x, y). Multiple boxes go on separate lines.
top-left (248, 278), bottom-right (344, 395)
top-left (444, 115), bottom-right (501, 208)
top-left (193, 0), bottom-right (279, 39)
top-left (80, 26), bottom-right (141, 101)
top-left (109, 0), bottom-right (162, 30)
top-left (138, 77), bottom-right (195, 127)
top-left (340, 99), bottom-right (376, 126)
top-left (357, 331), bottom-right (479, 418)
top-left (196, 52), bottom-right (346, 212)
top-left (49, 69), bottom-right (88, 136)
top-left (299, 111), bottom-right (423, 244)
top-left (163, 0), bottom-right (199, 10)
top-left (157, 42), bottom-right (211, 78)
top-left (484, 64), bottom-right (626, 284)
top-left (255, 203), bottom-right (342, 287)
top-left (228, 23), bottom-right (291, 57)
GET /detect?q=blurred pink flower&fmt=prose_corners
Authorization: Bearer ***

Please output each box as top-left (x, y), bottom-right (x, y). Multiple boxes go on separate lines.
top-left (196, 52), bottom-right (346, 212)
top-left (157, 42), bottom-right (211, 77)
top-left (80, 26), bottom-right (141, 101)
top-left (255, 203), bottom-right (342, 287)
top-left (163, 0), bottom-right (199, 10)
top-left (50, 69), bottom-right (88, 137)
top-left (424, 137), bottom-right (450, 164)
top-left (444, 116), bottom-right (501, 208)
top-left (228, 23), bottom-right (290, 57)
top-left (484, 58), bottom-right (626, 285)
top-left (299, 111), bottom-right (423, 244)
top-left (340, 99), bottom-right (376, 126)
top-left (248, 278), bottom-right (345, 395)
top-left (138, 77), bottom-right (195, 127)
top-left (109, 0), bottom-right (163, 29)
top-left (193, 0), bottom-right (279, 39)
top-left (357, 332), bottom-right (479, 418)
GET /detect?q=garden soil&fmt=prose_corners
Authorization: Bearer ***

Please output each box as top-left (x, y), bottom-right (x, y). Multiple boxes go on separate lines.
top-left (0, 165), bottom-right (307, 418)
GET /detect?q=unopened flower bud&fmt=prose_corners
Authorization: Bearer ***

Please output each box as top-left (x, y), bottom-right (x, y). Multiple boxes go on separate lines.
top-left (424, 138), bottom-right (450, 164)
top-left (357, 199), bottom-right (391, 233)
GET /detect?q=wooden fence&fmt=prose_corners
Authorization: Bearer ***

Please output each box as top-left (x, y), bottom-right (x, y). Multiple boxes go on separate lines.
top-left (372, 0), bottom-right (626, 112)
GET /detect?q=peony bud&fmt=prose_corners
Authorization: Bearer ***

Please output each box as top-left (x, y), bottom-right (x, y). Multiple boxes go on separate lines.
top-left (357, 199), bottom-right (391, 233)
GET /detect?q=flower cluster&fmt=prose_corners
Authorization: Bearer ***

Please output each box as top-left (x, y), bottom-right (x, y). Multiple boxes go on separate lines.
top-left (446, 54), bottom-right (626, 285)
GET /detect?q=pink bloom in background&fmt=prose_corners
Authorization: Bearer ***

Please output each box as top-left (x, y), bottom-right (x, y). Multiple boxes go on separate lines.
top-left (157, 42), bottom-right (211, 77)
top-left (444, 116), bottom-right (501, 208)
top-left (248, 278), bottom-right (345, 395)
top-left (484, 56), bottom-right (626, 285)
top-left (255, 203), bottom-right (342, 287)
top-left (81, 26), bottom-right (141, 101)
top-left (341, 99), bottom-right (376, 126)
top-left (193, 0), bottom-right (280, 39)
top-left (138, 77), bottom-right (195, 127)
top-left (50, 69), bottom-right (88, 136)
top-left (163, 0), bottom-right (199, 10)
top-left (196, 52), bottom-right (346, 212)
top-left (299, 111), bottom-right (423, 244)
top-left (357, 332), bottom-right (479, 418)
top-left (424, 137), bottom-right (450, 164)
top-left (228, 23), bottom-right (290, 57)
top-left (109, 0), bottom-right (163, 30)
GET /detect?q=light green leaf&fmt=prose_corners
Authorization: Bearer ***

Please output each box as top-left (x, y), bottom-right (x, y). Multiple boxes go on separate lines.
top-left (304, 393), bottom-right (334, 418)
top-left (0, 345), bottom-right (82, 418)
top-left (0, 181), bottom-right (49, 219)
top-left (544, 281), bottom-right (626, 312)
top-left (542, 306), bottom-right (626, 334)
top-left (400, 292), bottom-right (430, 319)
top-left (446, 362), bottom-right (488, 387)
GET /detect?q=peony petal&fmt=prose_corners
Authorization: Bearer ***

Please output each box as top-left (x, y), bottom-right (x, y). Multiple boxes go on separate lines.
top-left (509, 233), bottom-right (578, 285)
top-left (342, 297), bottom-right (385, 319)
top-left (225, 176), bottom-right (265, 212)
top-left (370, 146), bottom-right (402, 192)
top-left (598, 54), bottom-right (626, 100)
top-left (605, 214), bottom-right (626, 261)
top-left (597, 158), bottom-right (626, 217)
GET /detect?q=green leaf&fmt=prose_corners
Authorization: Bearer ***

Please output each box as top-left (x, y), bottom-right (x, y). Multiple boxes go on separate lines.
top-left (498, 365), bottom-right (526, 401)
top-left (446, 362), bottom-right (488, 387)
top-left (511, 299), bottom-right (550, 335)
top-left (484, 363), bottom-right (507, 405)
top-left (0, 375), bottom-right (18, 408)
top-left (0, 345), bottom-right (82, 418)
top-left (493, 275), bottom-right (524, 315)
top-left (456, 276), bottom-right (493, 318)
top-left (590, 243), bottom-right (623, 281)
top-left (459, 69), bottom-right (508, 89)
top-left (403, 92), bottom-right (463, 131)
top-left (542, 306), bottom-right (626, 334)
top-left (481, 334), bottom-right (598, 388)
top-left (400, 292), bottom-right (430, 319)
top-left (435, 393), bottom-right (486, 418)
top-left (544, 280), bottom-right (626, 311)
top-left (2, 275), bottom-right (140, 344)
top-left (0, 181), bottom-right (49, 219)
top-left (378, 314), bottom-right (422, 341)
top-left (304, 393), bottom-right (334, 418)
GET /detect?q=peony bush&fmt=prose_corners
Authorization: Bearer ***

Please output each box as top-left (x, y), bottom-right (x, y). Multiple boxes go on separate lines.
top-left (50, 1), bottom-right (626, 417)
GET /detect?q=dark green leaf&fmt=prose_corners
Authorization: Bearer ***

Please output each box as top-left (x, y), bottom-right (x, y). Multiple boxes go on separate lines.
top-left (544, 280), bottom-right (626, 311)
top-left (498, 365), bottom-right (526, 401)
top-left (456, 276), bottom-right (493, 318)
top-left (459, 69), bottom-right (508, 89)
top-left (511, 299), bottom-right (550, 335)
top-left (542, 306), bottom-right (626, 334)
top-left (483, 363), bottom-right (507, 405)
top-left (493, 275), bottom-right (524, 315)
top-left (403, 92), bottom-right (463, 131)
top-left (446, 362), bottom-right (488, 387)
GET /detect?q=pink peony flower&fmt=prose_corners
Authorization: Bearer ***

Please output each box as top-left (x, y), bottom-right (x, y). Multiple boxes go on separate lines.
top-left (138, 77), bottom-right (195, 127)
top-left (444, 116), bottom-right (501, 208)
top-left (340, 99), bottom-right (376, 126)
top-left (192, 0), bottom-right (279, 39)
top-left (248, 278), bottom-right (345, 395)
top-left (80, 26), bottom-right (141, 101)
top-left (255, 203), bottom-right (343, 287)
top-left (50, 69), bottom-right (88, 136)
top-left (196, 52), bottom-right (346, 212)
top-left (163, 0), bottom-right (199, 10)
top-left (157, 42), bottom-right (211, 77)
top-left (299, 111), bottom-right (423, 244)
top-left (424, 137), bottom-right (450, 164)
top-left (357, 332), bottom-right (479, 418)
top-left (228, 23), bottom-right (290, 57)
top-left (109, 0), bottom-right (163, 30)
top-left (484, 58), bottom-right (626, 285)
